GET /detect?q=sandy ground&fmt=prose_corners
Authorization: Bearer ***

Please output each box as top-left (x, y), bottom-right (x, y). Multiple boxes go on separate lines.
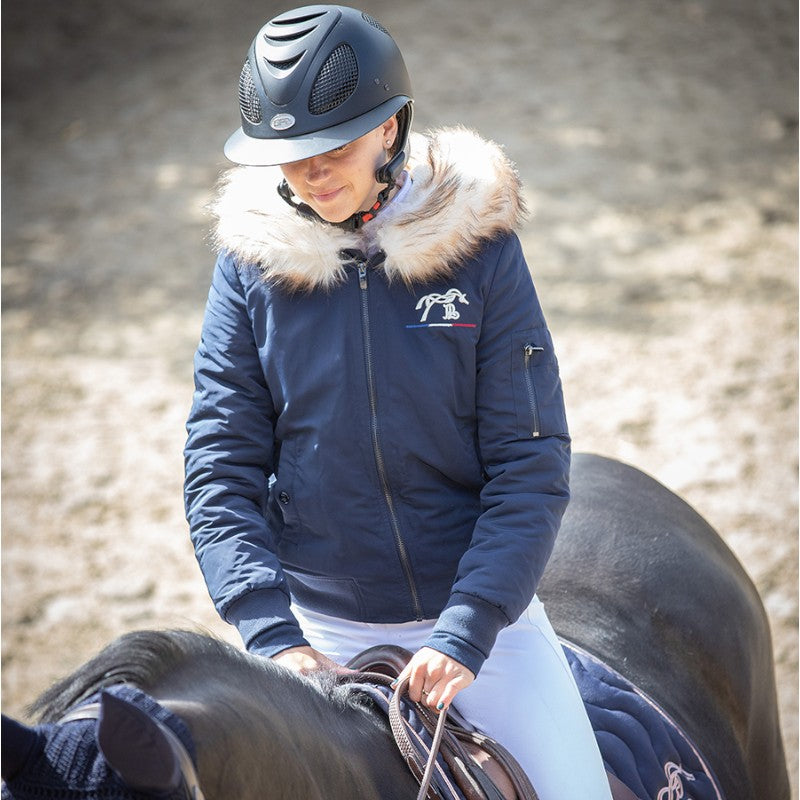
top-left (2, 0), bottom-right (797, 793)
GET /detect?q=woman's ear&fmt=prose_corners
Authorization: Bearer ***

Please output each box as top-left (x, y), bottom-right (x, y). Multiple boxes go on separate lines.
top-left (382, 115), bottom-right (400, 151)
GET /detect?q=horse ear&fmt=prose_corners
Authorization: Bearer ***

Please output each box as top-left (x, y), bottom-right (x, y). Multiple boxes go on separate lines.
top-left (96, 690), bottom-right (182, 792)
top-left (1, 714), bottom-right (44, 780)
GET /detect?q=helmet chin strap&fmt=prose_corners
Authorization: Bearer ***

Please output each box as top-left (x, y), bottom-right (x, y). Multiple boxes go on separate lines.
top-left (277, 150), bottom-right (406, 231)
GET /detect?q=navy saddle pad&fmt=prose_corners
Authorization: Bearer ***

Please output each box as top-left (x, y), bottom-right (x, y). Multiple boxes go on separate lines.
top-left (562, 639), bottom-right (725, 800)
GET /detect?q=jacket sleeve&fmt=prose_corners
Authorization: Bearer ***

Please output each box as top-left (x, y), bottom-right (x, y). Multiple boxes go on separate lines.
top-left (184, 253), bottom-right (309, 657)
top-left (424, 234), bottom-right (571, 675)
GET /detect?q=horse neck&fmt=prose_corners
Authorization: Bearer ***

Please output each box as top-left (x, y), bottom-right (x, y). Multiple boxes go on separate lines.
top-left (156, 667), bottom-right (418, 800)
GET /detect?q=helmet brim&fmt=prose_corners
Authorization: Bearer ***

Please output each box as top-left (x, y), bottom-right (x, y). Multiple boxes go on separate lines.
top-left (224, 96), bottom-right (411, 167)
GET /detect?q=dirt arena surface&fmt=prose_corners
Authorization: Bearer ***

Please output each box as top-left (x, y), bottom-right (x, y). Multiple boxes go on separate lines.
top-left (3, 0), bottom-right (797, 792)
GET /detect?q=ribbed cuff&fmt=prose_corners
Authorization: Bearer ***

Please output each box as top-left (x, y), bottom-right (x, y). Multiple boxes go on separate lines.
top-left (224, 588), bottom-right (309, 658)
top-left (423, 592), bottom-right (510, 676)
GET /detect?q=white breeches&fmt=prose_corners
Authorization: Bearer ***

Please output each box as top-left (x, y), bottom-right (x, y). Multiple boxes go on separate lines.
top-left (292, 596), bottom-right (612, 800)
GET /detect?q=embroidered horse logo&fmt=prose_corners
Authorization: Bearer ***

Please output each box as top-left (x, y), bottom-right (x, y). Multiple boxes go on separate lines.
top-left (415, 288), bottom-right (470, 322)
top-left (657, 762), bottom-right (695, 800)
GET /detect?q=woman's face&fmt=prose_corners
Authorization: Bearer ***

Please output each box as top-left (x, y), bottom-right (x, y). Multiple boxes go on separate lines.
top-left (280, 116), bottom-right (399, 224)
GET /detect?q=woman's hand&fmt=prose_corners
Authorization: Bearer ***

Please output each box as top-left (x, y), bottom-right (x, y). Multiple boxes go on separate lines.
top-left (394, 647), bottom-right (475, 712)
top-left (272, 645), bottom-right (350, 676)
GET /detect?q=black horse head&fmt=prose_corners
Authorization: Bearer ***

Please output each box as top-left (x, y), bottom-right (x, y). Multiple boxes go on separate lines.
top-left (2, 685), bottom-right (196, 799)
top-left (2, 630), bottom-right (418, 800)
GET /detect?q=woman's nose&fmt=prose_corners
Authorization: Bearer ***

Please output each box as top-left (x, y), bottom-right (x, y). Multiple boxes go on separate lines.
top-left (304, 156), bottom-right (329, 182)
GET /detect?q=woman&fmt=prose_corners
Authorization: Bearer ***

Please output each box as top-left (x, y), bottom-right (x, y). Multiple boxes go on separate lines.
top-left (184, 5), bottom-right (612, 798)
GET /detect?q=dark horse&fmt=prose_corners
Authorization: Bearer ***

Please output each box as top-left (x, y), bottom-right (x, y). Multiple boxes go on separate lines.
top-left (2, 454), bottom-right (790, 799)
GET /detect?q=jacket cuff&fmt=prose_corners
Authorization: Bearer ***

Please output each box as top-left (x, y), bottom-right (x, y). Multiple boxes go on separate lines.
top-left (423, 592), bottom-right (510, 676)
top-left (224, 588), bottom-right (309, 658)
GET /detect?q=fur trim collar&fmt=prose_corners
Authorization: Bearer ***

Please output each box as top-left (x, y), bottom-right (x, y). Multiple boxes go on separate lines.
top-left (210, 127), bottom-right (526, 290)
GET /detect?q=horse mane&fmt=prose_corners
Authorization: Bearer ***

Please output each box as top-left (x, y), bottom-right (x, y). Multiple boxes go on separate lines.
top-left (29, 628), bottom-right (370, 725)
top-left (28, 629), bottom-right (219, 721)
top-left (28, 629), bottom-right (405, 799)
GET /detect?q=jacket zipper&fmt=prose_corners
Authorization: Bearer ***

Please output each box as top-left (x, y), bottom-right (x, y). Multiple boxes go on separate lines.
top-left (357, 262), bottom-right (424, 620)
top-left (523, 343), bottom-right (544, 438)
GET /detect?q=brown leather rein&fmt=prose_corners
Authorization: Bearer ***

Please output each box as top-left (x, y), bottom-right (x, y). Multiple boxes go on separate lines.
top-left (393, 675), bottom-right (452, 800)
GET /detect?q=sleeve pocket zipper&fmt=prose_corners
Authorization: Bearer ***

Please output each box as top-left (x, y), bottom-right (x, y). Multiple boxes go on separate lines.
top-left (523, 343), bottom-right (545, 438)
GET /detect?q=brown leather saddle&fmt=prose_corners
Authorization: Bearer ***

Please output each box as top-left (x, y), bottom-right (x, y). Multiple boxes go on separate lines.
top-left (346, 644), bottom-right (639, 800)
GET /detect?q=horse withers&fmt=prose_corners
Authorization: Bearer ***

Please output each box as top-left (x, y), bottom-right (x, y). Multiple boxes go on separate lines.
top-left (1, 454), bottom-right (790, 799)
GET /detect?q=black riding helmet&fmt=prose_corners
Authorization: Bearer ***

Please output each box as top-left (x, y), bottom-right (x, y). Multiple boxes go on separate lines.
top-left (224, 4), bottom-right (413, 172)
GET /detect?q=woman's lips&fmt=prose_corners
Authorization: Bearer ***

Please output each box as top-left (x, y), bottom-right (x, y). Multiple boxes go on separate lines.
top-left (310, 187), bottom-right (343, 203)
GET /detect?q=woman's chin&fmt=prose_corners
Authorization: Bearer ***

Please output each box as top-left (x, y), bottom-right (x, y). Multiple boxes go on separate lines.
top-left (320, 211), bottom-right (352, 224)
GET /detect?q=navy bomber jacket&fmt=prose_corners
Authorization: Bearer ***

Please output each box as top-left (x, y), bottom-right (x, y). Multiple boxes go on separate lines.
top-left (184, 128), bottom-right (570, 676)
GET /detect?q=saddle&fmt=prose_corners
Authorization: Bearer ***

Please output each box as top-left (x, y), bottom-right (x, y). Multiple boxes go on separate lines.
top-left (346, 645), bottom-right (534, 800)
top-left (346, 645), bottom-right (639, 800)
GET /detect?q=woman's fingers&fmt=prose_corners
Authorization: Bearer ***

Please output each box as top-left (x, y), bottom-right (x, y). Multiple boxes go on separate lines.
top-left (393, 647), bottom-right (475, 711)
top-left (429, 669), bottom-right (471, 711)
top-left (272, 645), bottom-right (349, 675)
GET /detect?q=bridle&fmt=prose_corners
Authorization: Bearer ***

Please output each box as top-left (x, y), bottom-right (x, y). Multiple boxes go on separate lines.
top-left (58, 703), bottom-right (206, 800)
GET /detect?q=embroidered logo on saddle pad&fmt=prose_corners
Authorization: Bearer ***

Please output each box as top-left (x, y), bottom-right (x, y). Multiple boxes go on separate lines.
top-left (657, 762), bottom-right (696, 800)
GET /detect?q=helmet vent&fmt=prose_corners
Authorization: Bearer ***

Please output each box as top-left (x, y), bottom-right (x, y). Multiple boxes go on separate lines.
top-left (266, 53), bottom-right (303, 72)
top-left (308, 44), bottom-right (358, 115)
top-left (361, 13), bottom-right (389, 36)
top-left (238, 60), bottom-right (262, 124)
top-left (270, 11), bottom-right (326, 26)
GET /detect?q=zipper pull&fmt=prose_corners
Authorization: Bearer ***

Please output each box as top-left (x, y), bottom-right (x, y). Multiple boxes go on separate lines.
top-left (358, 263), bottom-right (367, 290)
top-left (523, 344), bottom-right (544, 438)
top-left (524, 344), bottom-right (544, 361)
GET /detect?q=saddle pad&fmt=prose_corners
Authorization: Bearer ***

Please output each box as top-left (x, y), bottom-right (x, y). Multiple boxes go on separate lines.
top-left (561, 639), bottom-right (726, 800)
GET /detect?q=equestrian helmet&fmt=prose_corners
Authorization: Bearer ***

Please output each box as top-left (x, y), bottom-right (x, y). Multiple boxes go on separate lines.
top-left (224, 4), bottom-right (413, 167)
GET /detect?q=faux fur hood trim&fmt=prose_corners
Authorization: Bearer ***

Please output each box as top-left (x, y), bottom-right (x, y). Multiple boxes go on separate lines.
top-left (210, 127), bottom-right (527, 291)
